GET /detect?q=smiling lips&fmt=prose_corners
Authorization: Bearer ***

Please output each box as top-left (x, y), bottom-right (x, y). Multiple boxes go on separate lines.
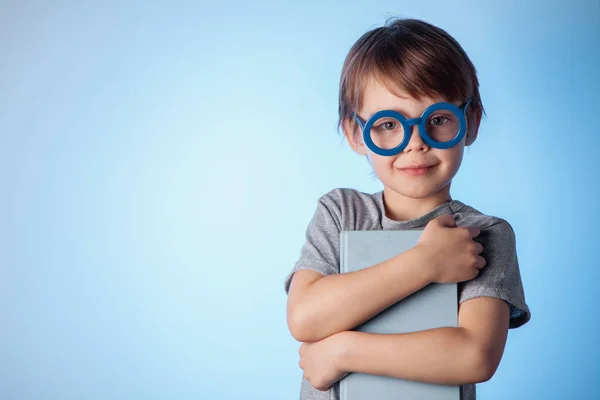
top-left (402, 164), bottom-right (434, 169)
top-left (399, 164), bottom-right (437, 175)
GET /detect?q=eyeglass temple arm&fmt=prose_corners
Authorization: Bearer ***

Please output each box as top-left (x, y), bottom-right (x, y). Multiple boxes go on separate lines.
top-left (350, 112), bottom-right (365, 129)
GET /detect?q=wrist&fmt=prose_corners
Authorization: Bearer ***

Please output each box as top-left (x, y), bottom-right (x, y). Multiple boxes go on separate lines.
top-left (334, 331), bottom-right (358, 373)
top-left (412, 244), bottom-right (437, 284)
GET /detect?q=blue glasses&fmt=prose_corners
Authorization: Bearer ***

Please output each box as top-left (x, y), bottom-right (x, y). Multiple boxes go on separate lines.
top-left (351, 98), bottom-right (472, 156)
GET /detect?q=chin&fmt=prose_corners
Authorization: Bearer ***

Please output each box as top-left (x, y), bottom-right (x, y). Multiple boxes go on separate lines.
top-left (388, 176), bottom-right (453, 197)
top-left (385, 184), bottom-right (436, 199)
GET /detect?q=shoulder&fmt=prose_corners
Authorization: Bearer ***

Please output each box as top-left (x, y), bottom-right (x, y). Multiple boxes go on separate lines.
top-left (456, 203), bottom-right (529, 328)
top-left (316, 188), bottom-right (383, 231)
top-left (453, 201), bottom-right (517, 248)
top-left (454, 201), bottom-right (515, 233)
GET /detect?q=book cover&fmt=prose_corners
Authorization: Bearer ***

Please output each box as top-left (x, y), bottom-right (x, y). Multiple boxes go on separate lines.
top-left (339, 230), bottom-right (459, 400)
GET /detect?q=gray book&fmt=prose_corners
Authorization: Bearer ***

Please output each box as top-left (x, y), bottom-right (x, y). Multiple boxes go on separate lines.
top-left (339, 230), bottom-right (459, 400)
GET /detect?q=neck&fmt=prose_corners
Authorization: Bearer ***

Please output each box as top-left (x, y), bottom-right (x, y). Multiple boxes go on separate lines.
top-left (382, 184), bottom-right (452, 222)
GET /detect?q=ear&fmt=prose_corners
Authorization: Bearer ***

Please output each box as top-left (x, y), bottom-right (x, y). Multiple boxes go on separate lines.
top-left (342, 118), bottom-right (367, 156)
top-left (465, 107), bottom-right (482, 147)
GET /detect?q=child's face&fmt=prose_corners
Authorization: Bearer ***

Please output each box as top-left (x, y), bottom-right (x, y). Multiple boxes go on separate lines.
top-left (344, 77), bottom-right (477, 199)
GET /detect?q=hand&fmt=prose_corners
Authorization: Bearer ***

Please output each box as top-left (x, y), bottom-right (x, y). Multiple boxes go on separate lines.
top-left (298, 332), bottom-right (350, 391)
top-left (416, 214), bottom-right (486, 283)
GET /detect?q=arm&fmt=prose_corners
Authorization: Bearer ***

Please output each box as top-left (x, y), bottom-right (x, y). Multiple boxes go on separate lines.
top-left (287, 245), bottom-right (433, 343)
top-left (337, 296), bottom-right (510, 385)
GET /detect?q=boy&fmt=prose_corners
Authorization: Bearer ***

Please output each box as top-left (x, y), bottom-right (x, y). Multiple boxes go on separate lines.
top-left (284, 18), bottom-right (531, 400)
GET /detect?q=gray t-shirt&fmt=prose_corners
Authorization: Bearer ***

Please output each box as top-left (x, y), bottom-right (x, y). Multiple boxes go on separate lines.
top-left (284, 188), bottom-right (531, 400)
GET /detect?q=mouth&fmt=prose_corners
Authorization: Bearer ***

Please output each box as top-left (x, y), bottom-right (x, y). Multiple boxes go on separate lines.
top-left (399, 164), bottom-right (437, 175)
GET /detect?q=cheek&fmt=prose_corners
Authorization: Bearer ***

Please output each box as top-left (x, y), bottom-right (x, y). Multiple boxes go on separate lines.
top-left (367, 152), bottom-right (394, 171)
top-left (439, 148), bottom-right (464, 171)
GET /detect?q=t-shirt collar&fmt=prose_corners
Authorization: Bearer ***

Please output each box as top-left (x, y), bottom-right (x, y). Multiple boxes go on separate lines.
top-left (375, 190), bottom-right (466, 230)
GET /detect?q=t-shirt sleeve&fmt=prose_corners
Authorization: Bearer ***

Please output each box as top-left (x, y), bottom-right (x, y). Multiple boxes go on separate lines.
top-left (284, 195), bottom-right (341, 294)
top-left (458, 219), bottom-right (531, 329)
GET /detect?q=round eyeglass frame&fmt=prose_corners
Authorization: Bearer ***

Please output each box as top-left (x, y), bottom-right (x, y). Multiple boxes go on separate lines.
top-left (351, 98), bottom-right (473, 156)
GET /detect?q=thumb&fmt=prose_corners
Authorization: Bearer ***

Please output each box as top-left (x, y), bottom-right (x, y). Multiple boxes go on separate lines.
top-left (436, 213), bottom-right (457, 228)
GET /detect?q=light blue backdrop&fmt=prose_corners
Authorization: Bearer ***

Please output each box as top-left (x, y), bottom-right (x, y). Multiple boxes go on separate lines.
top-left (1, 1), bottom-right (598, 399)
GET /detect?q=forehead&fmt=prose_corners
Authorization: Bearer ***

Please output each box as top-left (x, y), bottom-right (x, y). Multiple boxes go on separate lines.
top-left (359, 76), bottom-right (445, 118)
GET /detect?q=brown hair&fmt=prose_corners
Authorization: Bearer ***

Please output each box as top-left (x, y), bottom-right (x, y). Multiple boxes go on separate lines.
top-left (338, 17), bottom-right (485, 140)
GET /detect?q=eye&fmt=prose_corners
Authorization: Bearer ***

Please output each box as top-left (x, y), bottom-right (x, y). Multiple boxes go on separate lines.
top-left (429, 116), bottom-right (449, 126)
top-left (377, 121), bottom-right (398, 130)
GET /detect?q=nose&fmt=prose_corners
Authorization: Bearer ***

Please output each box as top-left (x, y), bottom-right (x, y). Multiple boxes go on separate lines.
top-left (403, 123), bottom-right (429, 153)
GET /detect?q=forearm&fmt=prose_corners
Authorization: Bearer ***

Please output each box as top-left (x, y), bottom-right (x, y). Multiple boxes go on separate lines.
top-left (338, 328), bottom-right (492, 385)
top-left (293, 245), bottom-right (433, 342)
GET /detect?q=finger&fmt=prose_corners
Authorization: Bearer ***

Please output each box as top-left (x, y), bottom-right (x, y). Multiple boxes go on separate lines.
top-left (465, 226), bottom-right (481, 238)
top-left (475, 255), bottom-right (486, 269)
top-left (437, 214), bottom-right (456, 227)
top-left (474, 241), bottom-right (484, 254)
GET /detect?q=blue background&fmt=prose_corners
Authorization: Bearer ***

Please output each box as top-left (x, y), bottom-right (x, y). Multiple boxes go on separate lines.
top-left (1, 1), bottom-right (598, 399)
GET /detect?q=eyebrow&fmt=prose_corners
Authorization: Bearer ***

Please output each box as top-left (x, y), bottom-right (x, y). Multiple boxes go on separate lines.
top-left (360, 106), bottom-right (417, 120)
top-left (360, 99), bottom-right (464, 119)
